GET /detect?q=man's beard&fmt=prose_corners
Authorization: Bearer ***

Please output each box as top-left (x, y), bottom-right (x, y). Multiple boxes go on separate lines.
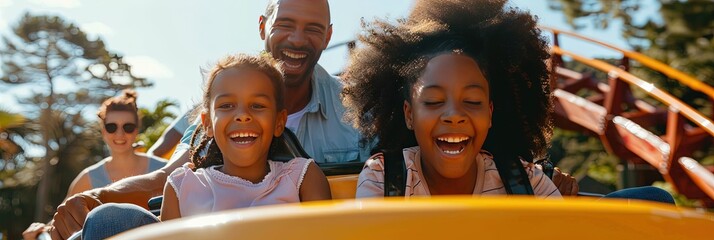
top-left (283, 59), bottom-right (319, 88)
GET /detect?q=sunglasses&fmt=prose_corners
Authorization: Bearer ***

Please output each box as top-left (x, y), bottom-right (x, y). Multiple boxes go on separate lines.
top-left (104, 123), bottom-right (137, 134)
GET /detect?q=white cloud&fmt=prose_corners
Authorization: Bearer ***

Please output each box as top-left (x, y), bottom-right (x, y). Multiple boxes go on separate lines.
top-left (0, 18), bottom-right (7, 31)
top-left (0, 0), bottom-right (13, 8)
top-left (124, 56), bottom-right (175, 80)
top-left (80, 22), bottom-right (114, 38)
top-left (0, 0), bottom-right (10, 30)
top-left (29, 0), bottom-right (80, 8)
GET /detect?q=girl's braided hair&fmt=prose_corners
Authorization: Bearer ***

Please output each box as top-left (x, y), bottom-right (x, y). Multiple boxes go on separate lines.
top-left (341, 0), bottom-right (553, 161)
top-left (190, 53), bottom-right (285, 169)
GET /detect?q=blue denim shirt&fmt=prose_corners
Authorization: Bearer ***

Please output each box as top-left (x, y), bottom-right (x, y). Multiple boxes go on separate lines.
top-left (176, 64), bottom-right (372, 163)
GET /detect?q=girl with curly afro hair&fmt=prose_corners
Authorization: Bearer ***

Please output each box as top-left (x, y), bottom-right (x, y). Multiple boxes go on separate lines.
top-left (344, 0), bottom-right (561, 198)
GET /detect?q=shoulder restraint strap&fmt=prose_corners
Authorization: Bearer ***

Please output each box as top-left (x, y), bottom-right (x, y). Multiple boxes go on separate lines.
top-left (494, 155), bottom-right (534, 195)
top-left (383, 149), bottom-right (407, 197)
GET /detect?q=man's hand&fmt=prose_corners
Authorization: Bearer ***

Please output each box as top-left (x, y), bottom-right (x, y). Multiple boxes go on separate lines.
top-left (50, 191), bottom-right (102, 240)
top-left (552, 167), bottom-right (579, 196)
top-left (23, 222), bottom-right (50, 240)
top-left (48, 148), bottom-right (187, 239)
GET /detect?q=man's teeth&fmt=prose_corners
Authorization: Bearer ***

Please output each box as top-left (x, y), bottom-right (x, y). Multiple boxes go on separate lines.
top-left (437, 136), bottom-right (470, 143)
top-left (229, 132), bottom-right (258, 138)
top-left (282, 50), bottom-right (306, 59)
top-left (284, 62), bottom-right (300, 68)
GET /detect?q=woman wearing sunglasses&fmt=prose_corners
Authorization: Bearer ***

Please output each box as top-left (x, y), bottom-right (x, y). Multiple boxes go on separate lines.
top-left (65, 89), bottom-right (166, 198)
top-left (23, 90), bottom-right (166, 240)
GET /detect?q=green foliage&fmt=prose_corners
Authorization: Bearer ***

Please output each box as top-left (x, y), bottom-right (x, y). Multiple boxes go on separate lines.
top-left (0, 108), bottom-right (104, 239)
top-left (651, 181), bottom-right (703, 208)
top-left (139, 99), bottom-right (178, 133)
top-left (0, 109), bottom-right (36, 186)
top-left (630, 1), bottom-right (714, 115)
top-left (0, 185), bottom-right (39, 239)
top-left (701, 155), bottom-right (714, 166)
top-left (137, 99), bottom-right (179, 150)
top-left (550, 128), bottom-right (621, 190)
top-left (0, 109), bottom-right (26, 166)
top-left (547, 0), bottom-right (641, 29)
top-left (0, 109), bottom-right (25, 130)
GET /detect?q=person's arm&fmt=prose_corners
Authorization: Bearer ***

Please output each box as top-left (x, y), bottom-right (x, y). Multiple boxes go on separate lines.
top-left (50, 148), bottom-right (190, 240)
top-left (23, 222), bottom-right (50, 240)
top-left (523, 161), bottom-right (562, 199)
top-left (65, 171), bottom-right (91, 200)
top-left (147, 128), bottom-right (183, 158)
top-left (354, 155), bottom-right (386, 198)
top-left (148, 113), bottom-right (190, 158)
top-left (159, 181), bottom-right (181, 221)
top-left (552, 167), bottom-right (579, 196)
top-left (96, 149), bottom-right (189, 206)
top-left (299, 161), bottom-right (332, 201)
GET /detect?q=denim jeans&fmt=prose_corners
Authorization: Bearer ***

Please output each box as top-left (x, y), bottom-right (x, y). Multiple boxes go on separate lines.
top-left (80, 203), bottom-right (159, 240)
top-left (602, 186), bottom-right (675, 204)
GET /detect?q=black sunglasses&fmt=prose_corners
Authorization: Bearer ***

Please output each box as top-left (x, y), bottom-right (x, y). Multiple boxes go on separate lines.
top-left (104, 123), bottom-right (137, 134)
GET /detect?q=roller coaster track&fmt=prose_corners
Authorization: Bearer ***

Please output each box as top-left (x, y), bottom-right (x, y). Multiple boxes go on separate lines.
top-left (542, 26), bottom-right (714, 206)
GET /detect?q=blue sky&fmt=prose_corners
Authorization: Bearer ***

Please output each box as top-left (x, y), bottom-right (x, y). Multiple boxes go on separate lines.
top-left (0, 0), bottom-right (641, 116)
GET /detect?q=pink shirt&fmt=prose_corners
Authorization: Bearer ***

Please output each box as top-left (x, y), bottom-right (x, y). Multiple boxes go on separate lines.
top-left (168, 158), bottom-right (313, 217)
top-left (356, 146), bottom-right (562, 199)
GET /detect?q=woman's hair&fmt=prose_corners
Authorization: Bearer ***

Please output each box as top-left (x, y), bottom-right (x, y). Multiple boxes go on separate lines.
top-left (97, 89), bottom-right (140, 126)
top-left (190, 53), bottom-right (285, 169)
top-left (341, 0), bottom-right (553, 161)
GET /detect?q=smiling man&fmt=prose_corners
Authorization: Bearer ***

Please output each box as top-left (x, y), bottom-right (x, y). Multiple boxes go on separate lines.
top-left (49, 0), bottom-right (371, 239)
top-left (258, 0), bottom-right (370, 164)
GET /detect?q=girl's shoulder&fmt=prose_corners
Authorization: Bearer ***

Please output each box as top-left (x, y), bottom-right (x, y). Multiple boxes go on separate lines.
top-left (170, 162), bottom-right (196, 175)
top-left (356, 147), bottom-right (422, 198)
top-left (270, 157), bottom-right (315, 186)
top-left (363, 153), bottom-right (385, 171)
top-left (479, 151), bottom-right (498, 171)
top-left (356, 153), bottom-right (386, 198)
top-left (270, 157), bottom-right (314, 173)
top-left (84, 157), bottom-right (110, 172)
top-left (167, 162), bottom-right (208, 185)
top-left (361, 146), bottom-right (421, 172)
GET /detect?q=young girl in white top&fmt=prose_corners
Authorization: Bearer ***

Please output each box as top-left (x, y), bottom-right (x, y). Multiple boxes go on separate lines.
top-left (160, 53), bottom-right (331, 220)
top-left (342, 0), bottom-right (561, 198)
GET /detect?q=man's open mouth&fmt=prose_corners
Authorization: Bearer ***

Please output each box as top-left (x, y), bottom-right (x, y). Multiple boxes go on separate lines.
top-left (281, 50), bottom-right (308, 71)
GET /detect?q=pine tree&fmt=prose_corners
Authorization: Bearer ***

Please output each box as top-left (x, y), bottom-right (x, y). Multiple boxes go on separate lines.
top-left (0, 13), bottom-right (152, 221)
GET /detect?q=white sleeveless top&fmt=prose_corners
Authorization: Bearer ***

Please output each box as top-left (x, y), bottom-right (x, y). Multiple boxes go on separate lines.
top-left (167, 158), bottom-right (313, 217)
